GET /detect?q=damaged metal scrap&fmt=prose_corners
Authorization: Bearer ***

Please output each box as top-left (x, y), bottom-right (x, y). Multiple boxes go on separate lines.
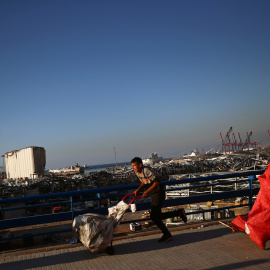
top-left (0, 152), bottom-right (269, 199)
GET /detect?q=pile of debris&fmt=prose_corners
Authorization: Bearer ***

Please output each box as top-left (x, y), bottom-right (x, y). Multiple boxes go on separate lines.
top-left (0, 152), bottom-right (269, 199)
top-left (163, 150), bottom-right (270, 174)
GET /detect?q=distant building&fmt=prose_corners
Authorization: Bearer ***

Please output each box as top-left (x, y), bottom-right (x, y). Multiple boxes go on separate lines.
top-left (183, 148), bottom-right (200, 158)
top-left (142, 152), bottom-right (163, 165)
top-left (5, 146), bottom-right (46, 179)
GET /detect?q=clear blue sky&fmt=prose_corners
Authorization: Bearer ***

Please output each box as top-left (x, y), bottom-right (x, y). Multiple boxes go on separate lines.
top-left (1, 0), bottom-right (270, 169)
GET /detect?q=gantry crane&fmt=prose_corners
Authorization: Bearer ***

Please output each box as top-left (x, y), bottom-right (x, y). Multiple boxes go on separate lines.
top-left (237, 132), bottom-right (244, 151)
top-left (220, 127), bottom-right (233, 153)
top-left (231, 133), bottom-right (237, 152)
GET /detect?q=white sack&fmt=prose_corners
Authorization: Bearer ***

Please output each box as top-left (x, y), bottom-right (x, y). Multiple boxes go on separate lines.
top-left (73, 213), bottom-right (116, 253)
top-left (108, 200), bottom-right (130, 221)
top-left (72, 201), bottom-right (130, 253)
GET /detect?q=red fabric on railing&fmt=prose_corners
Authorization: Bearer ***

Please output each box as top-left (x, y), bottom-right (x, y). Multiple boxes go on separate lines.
top-left (231, 163), bottom-right (270, 249)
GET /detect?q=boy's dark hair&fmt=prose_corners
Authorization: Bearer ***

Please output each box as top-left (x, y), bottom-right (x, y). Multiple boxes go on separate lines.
top-left (131, 157), bottom-right (143, 164)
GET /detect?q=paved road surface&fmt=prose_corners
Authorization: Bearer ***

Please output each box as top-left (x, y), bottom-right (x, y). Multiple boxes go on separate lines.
top-left (1, 224), bottom-right (270, 270)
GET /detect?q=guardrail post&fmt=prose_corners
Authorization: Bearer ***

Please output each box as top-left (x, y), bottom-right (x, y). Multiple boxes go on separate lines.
top-left (248, 175), bottom-right (255, 211)
top-left (97, 193), bottom-right (101, 211)
top-left (70, 196), bottom-right (73, 220)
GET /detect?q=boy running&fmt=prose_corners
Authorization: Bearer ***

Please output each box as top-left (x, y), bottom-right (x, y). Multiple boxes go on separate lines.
top-left (131, 157), bottom-right (187, 243)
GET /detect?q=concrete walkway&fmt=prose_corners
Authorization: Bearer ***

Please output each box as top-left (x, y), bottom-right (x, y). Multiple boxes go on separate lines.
top-left (1, 224), bottom-right (270, 270)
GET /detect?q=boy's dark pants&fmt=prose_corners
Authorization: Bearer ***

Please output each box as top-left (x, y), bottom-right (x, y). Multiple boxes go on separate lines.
top-left (150, 189), bottom-right (179, 236)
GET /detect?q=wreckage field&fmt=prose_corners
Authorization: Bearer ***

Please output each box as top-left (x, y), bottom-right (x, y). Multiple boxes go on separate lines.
top-left (0, 151), bottom-right (269, 199)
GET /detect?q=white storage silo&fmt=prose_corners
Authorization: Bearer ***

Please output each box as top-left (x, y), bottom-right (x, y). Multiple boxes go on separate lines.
top-left (5, 146), bottom-right (46, 179)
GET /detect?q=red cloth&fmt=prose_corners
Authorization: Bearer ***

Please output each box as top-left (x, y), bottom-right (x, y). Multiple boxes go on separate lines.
top-left (231, 164), bottom-right (270, 249)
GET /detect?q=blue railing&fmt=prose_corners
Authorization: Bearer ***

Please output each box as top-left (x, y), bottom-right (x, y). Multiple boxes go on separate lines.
top-left (0, 170), bottom-right (264, 242)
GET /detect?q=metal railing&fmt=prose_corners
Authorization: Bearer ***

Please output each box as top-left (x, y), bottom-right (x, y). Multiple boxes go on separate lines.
top-left (0, 170), bottom-right (264, 242)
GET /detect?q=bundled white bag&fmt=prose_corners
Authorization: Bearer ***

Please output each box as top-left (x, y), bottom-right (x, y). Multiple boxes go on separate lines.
top-left (73, 213), bottom-right (115, 253)
top-left (73, 200), bottom-right (130, 253)
top-left (72, 194), bottom-right (142, 253)
top-left (107, 200), bottom-right (130, 221)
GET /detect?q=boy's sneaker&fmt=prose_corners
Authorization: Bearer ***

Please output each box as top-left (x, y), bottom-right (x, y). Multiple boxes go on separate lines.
top-left (179, 208), bottom-right (187, 223)
top-left (158, 234), bottom-right (172, 243)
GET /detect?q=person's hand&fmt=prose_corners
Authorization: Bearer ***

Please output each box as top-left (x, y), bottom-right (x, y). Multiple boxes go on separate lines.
top-left (134, 190), bottom-right (139, 196)
top-left (142, 191), bottom-right (149, 198)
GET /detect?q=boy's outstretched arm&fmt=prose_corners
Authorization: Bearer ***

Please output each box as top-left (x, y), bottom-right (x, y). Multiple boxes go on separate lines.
top-left (135, 183), bottom-right (144, 196)
top-left (143, 182), bottom-right (160, 198)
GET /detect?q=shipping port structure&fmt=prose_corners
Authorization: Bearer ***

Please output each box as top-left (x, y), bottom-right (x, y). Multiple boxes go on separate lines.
top-left (220, 127), bottom-right (260, 153)
top-left (4, 146), bottom-right (46, 180)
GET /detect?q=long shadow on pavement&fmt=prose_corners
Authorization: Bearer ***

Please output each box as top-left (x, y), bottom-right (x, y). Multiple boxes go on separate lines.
top-left (204, 259), bottom-right (270, 270)
top-left (1, 226), bottom-right (269, 269)
top-left (0, 247), bottom-right (98, 269)
top-left (114, 227), bottom-right (231, 255)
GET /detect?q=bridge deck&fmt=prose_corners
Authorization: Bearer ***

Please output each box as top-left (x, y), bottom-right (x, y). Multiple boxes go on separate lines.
top-left (1, 224), bottom-right (270, 270)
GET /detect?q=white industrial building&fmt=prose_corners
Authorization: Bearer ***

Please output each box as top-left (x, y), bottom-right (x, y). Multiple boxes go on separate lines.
top-left (5, 146), bottom-right (46, 179)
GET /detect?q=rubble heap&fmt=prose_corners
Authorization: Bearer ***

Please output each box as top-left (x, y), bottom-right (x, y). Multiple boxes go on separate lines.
top-left (0, 151), bottom-right (269, 199)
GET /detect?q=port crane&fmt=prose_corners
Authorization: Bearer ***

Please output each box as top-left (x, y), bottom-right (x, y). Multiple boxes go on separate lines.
top-left (237, 132), bottom-right (244, 151)
top-left (242, 132), bottom-right (259, 150)
top-left (220, 127), bottom-right (234, 153)
top-left (220, 128), bottom-right (260, 153)
top-left (243, 132), bottom-right (252, 150)
top-left (231, 133), bottom-right (238, 152)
